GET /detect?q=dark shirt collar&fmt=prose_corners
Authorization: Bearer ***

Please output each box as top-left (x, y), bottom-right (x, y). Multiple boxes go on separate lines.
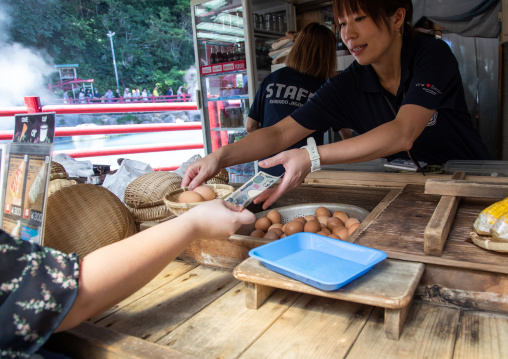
top-left (355, 30), bottom-right (414, 96)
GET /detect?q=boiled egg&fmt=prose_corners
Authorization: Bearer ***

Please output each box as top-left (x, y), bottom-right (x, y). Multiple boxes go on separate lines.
top-left (178, 191), bottom-right (205, 203)
top-left (192, 185), bottom-right (216, 201)
top-left (266, 210), bottom-right (282, 224)
top-left (255, 217), bottom-right (272, 232)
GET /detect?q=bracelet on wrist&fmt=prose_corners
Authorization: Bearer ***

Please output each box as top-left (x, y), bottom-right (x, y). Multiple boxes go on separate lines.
top-left (300, 137), bottom-right (321, 172)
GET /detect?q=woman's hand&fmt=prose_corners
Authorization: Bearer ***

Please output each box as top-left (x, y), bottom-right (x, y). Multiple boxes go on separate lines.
top-left (254, 148), bottom-right (312, 209)
top-left (182, 153), bottom-right (221, 190)
top-left (181, 199), bottom-right (256, 239)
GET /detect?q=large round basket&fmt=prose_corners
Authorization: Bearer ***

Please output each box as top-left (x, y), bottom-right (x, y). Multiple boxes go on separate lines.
top-left (164, 184), bottom-right (234, 216)
top-left (44, 184), bottom-right (137, 258)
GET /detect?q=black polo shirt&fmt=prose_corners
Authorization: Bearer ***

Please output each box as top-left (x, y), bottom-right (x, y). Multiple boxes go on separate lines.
top-left (249, 66), bottom-right (326, 176)
top-left (291, 31), bottom-right (492, 165)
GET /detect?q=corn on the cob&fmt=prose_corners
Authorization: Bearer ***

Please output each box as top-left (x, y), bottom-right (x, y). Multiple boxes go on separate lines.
top-left (491, 213), bottom-right (508, 241)
top-left (474, 197), bottom-right (508, 235)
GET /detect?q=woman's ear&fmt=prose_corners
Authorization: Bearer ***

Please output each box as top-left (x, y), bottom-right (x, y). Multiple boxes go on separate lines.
top-left (392, 7), bottom-right (406, 30)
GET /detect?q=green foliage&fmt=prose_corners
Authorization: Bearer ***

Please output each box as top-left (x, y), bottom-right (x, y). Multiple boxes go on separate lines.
top-left (4, 0), bottom-right (195, 93)
top-left (117, 113), bottom-right (141, 124)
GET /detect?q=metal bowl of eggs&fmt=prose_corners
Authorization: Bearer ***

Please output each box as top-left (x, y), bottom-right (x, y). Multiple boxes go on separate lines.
top-left (163, 184), bottom-right (234, 216)
top-left (234, 203), bottom-right (369, 242)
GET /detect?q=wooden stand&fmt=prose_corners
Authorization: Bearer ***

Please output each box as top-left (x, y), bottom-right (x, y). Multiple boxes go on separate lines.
top-left (424, 171), bottom-right (466, 256)
top-left (233, 258), bottom-right (425, 340)
top-left (424, 173), bottom-right (508, 256)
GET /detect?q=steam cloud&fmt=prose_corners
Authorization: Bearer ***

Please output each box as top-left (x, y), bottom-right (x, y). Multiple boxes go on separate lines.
top-left (0, 3), bottom-right (56, 109)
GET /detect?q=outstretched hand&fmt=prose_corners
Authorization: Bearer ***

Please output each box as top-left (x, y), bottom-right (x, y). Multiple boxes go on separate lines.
top-left (181, 199), bottom-right (256, 239)
top-left (254, 148), bottom-right (311, 209)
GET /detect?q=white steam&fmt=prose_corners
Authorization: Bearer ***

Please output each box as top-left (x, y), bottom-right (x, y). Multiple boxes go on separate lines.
top-left (0, 3), bottom-right (56, 108)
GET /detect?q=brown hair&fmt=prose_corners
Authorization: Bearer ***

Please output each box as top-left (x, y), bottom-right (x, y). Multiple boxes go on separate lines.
top-left (332, 0), bottom-right (413, 31)
top-left (285, 23), bottom-right (337, 81)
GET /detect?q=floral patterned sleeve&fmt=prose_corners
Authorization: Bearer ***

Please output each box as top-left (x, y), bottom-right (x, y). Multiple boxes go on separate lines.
top-left (0, 230), bottom-right (79, 358)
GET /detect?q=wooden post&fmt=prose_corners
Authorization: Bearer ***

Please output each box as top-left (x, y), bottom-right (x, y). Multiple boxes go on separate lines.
top-left (424, 171), bottom-right (466, 256)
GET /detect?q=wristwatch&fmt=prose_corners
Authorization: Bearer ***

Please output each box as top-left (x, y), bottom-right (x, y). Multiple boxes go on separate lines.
top-left (301, 137), bottom-right (321, 172)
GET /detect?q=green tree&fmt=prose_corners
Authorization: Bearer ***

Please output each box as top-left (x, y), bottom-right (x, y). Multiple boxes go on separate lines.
top-left (4, 0), bottom-right (194, 93)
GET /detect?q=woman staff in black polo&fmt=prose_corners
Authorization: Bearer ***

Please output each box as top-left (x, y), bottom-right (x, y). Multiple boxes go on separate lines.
top-left (183, 0), bottom-right (491, 209)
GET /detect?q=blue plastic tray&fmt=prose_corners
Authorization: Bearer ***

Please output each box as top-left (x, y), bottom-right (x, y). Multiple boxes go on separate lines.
top-left (248, 232), bottom-right (387, 291)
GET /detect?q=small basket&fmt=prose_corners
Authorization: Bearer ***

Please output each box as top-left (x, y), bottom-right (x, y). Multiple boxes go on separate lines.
top-left (164, 184), bottom-right (234, 216)
top-left (206, 168), bottom-right (230, 185)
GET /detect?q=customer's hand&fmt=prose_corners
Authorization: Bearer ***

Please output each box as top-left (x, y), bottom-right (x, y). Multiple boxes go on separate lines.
top-left (181, 199), bottom-right (256, 239)
top-left (254, 148), bottom-right (311, 209)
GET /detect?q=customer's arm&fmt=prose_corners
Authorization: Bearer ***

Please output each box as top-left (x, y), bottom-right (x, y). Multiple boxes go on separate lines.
top-left (55, 200), bottom-right (255, 332)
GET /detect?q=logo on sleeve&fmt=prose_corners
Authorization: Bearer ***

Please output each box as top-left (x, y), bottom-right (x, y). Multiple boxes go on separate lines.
top-left (427, 111), bottom-right (438, 126)
top-left (416, 83), bottom-right (442, 96)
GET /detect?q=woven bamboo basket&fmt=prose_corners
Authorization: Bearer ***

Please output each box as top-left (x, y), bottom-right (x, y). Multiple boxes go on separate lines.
top-left (125, 171), bottom-right (182, 209)
top-left (124, 171), bottom-right (182, 223)
top-left (128, 205), bottom-right (176, 223)
top-left (44, 184), bottom-right (137, 258)
top-left (164, 184), bottom-right (234, 216)
top-left (50, 161), bottom-right (69, 181)
top-left (206, 168), bottom-right (230, 185)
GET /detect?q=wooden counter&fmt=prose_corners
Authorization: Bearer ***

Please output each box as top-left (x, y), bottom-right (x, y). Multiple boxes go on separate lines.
top-left (46, 171), bottom-right (508, 358)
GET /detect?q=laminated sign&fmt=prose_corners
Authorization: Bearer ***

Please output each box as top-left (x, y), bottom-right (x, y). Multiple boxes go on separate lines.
top-left (1, 113), bottom-right (55, 244)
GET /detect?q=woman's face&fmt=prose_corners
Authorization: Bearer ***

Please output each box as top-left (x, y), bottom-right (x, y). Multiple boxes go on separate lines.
top-left (338, 10), bottom-right (397, 66)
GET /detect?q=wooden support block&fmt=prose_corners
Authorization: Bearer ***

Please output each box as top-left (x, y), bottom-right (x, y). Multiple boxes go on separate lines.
top-left (245, 281), bottom-right (276, 309)
top-left (424, 171), bottom-right (466, 256)
top-left (384, 303), bottom-right (412, 340)
top-left (234, 258), bottom-right (425, 340)
top-left (425, 177), bottom-right (508, 199)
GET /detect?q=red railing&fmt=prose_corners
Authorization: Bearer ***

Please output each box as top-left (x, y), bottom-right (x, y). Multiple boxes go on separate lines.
top-left (64, 94), bottom-right (191, 104)
top-left (0, 96), bottom-right (203, 171)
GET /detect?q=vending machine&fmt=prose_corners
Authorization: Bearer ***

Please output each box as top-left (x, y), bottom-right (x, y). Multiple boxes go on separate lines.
top-left (190, 0), bottom-right (295, 182)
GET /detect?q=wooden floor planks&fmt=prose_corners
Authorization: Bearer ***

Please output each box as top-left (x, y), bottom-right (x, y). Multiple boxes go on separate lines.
top-left (86, 264), bottom-right (508, 359)
top-left (94, 265), bottom-right (239, 343)
top-left (453, 311), bottom-right (508, 359)
top-left (240, 295), bottom-right (373, 359)
top-left (91, 260), bottom-right (197, 322)
top-left (347, 303), bottom-right (459, 359)
top-left (159, 284), bottom-right (301, 358)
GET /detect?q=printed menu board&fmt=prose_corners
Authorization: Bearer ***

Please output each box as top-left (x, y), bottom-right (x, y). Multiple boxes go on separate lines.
top-left (13, 113), bottom-right (55, 143)
top-left (1, 113), bottom-right (54, 244)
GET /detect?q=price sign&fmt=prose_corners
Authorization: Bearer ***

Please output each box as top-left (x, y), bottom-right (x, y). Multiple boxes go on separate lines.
top-left (1, 113), bottom-right (55, 244)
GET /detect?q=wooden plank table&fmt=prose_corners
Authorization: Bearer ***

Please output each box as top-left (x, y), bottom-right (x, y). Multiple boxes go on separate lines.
top-left (233, 257), bottom-right (425, 340)
top-left (45, 263), bottom-right (508, 358)
top-left (353, 184), bottom-right (508, 274)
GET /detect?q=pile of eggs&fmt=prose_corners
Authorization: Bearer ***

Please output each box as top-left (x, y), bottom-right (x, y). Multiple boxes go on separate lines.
top-left (178, 186), bottom-right (216, 203)
top-left (250, 206), bottom-right (361, 241)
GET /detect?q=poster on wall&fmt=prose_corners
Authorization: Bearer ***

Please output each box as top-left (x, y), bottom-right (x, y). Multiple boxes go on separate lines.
top-left (1, 113), bottom-right (55, 244)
